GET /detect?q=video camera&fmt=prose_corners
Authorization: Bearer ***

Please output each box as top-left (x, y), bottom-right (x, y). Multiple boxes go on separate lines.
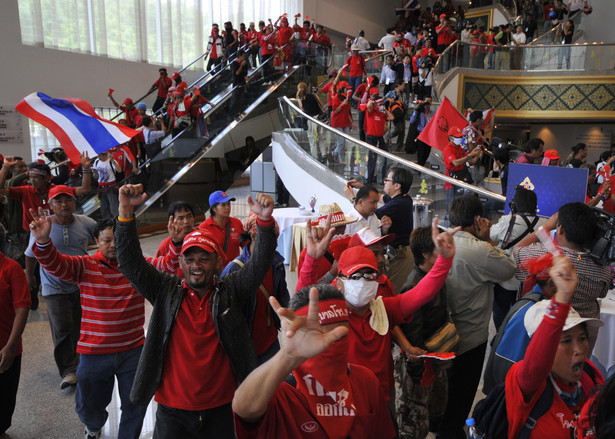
top-left (589, 207), bottom-right (615, 266)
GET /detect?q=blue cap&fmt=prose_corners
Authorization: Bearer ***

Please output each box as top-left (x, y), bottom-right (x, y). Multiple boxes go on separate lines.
top-left (466, 418), bottom-right (476, 427)
top-left (136, 102), bottom-right (147, 110)
top-left (209, 190), bottom-right (235, 206)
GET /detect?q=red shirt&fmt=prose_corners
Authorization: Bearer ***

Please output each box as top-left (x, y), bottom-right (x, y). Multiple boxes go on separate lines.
top-left (276, 26), bottom-right (294, 45)
top-left (436, 24), bottom-right (452, 46)
top-left (355, 83), bottom-right (368, 102)
top-left (0, 253), bottom-right (30, 357)
top-left (112, 146), bottom-right (133, 177)
top-left (320, 82), bottom-right (335, 107)
top-left (331, 94), bottom-right (352, 128)
top-left (234, 365), bottom-right (395, 439)
top-left (154, 76), bottom-right (173, 98)
top-left (8, 184), bottom-right (75, 231)
top-left (259, 33), bottom-right (277, 56)
top-left (313, 33), bottom-right (331, 47)
top-left (443, 142), bottom-right (467, 190)
top-left (155, 281), bottom-right (237, 410)
top-left (297, 247), bottom-right (332, 287)
top-left (120, 105), bottom-right (140, 128)
top-left (198, 216), bottom-right (244, 266)
top-left (345, 54), bottom-right (366, 77)
top-left (365, 106), bottom-right (387, 137)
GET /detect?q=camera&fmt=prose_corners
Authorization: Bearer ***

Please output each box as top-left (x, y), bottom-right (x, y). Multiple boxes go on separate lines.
top-left (589, 207), bottom-right (615, 266)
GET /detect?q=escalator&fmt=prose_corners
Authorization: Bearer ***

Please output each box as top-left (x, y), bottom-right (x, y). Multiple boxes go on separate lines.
top-left (79, 41), bottom-right (334, 228)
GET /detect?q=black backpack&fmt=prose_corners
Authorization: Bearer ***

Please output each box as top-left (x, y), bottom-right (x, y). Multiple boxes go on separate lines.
top-left (472, 378), bottom-right (554, 439)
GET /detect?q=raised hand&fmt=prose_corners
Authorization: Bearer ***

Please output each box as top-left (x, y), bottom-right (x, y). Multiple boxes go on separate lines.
top-left (270, 287), bottom-right (348, 367)
top-left (2, 156), bottom-right (19, 168)
top-left (28, 207), bottom-right (52, 244)
top-left (247, 193), bottom-right (274, 221)
top-left (432, 217), bottom-right (459, 259)
top-left (305, 214), bottom-right (335, 259)
top-left (550, 255), bottom-right (578, 304)
top-left (79, 151), bottom-right (91, 169)
top-left (118, 184), bottom-right (147, 219)
top-left (167, 215), bottom-right (188, 244)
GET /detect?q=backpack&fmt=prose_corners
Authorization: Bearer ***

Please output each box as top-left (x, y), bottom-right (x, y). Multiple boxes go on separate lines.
top-left (474, 362), bottom-right (599, 439)
top-left (472, 378), bottom-right (554, 439)
top-left (482, 291), bottom-right (545, 394)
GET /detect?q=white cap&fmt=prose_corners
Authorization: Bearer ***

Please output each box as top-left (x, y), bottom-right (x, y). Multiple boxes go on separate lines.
top-left (524, 300), bottom-right (603, 337)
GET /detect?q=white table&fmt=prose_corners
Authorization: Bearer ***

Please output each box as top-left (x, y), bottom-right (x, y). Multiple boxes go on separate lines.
top-left (593, 290), bottom-right (615, 377)
top-left (272, 207), bottom-right (315, 266)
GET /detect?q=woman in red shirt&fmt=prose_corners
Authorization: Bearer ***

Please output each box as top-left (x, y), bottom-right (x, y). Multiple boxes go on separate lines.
top-left (505, 256), bottom-right (604, 439)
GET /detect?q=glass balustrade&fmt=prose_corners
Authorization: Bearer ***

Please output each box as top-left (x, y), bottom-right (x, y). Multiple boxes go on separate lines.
top-left (276, 96), bottom-right (506, 226)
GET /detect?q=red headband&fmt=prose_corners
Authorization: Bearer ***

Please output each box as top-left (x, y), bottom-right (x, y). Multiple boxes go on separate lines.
top-left (295, 299), bottom-right (349, 325)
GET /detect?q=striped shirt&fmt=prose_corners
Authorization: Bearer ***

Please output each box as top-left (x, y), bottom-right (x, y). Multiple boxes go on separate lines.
top-left (33, 240), bottom-right (180, 355)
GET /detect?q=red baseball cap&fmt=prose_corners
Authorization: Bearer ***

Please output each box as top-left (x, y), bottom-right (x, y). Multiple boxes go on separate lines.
top-left (544, 149), bottom-right (560, 160)
top-left (337, 81), bottom-right (351, 90)
top-left (172, 72), bottom-right (181, 80)
top-left (369, 87), bottom-right (380, 95)
top-left (348, 228), bottom-right (395, 248)
top-left (180, 230), bottom-right (221, 256)
top-left (123, 98), bottom-right (133, 106)
top-left (338, 246), bottom-right (378, 276)
top-left (48, 185), bottom-right (76, 201)
top-left (328, 70), bottom-right (337, 78)
top-left (440, 13), bottom-right (447, 18)
top-left (448, 126), bottom-right (464, 138)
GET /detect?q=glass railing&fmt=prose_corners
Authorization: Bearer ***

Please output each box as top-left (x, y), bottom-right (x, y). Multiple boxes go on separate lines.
top-left (276, 96), bottom-right (506, 223)
top-left (434, 40), bottom-right (615, 77)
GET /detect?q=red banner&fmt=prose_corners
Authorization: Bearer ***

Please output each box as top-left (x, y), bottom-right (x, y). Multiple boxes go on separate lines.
top-left (417, 97), bottom-right (468, 152)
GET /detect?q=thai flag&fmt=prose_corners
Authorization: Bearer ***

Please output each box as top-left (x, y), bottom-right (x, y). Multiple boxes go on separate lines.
top-left (16, 92), bottom-right (141, 164)
top-left (395, 0), bottom-right (421, 14)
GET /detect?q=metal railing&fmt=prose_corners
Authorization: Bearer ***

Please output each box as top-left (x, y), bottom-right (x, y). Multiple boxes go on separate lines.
top-left (278, 96), bottom-right (506, 204)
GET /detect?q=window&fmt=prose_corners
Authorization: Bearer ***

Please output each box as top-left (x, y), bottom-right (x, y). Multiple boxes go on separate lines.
top-left (18, 0), bottom-right (303, 68)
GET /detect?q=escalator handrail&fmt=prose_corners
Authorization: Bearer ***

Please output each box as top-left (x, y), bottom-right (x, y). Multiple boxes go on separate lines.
top-left (278, 95), bottom-right (506, 203)
top-left (134, 65), bottom-right (305, 217)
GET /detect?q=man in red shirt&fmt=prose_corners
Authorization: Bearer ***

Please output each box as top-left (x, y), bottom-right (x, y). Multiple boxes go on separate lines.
top-left (198, 190), bottom-right (245, 267)
top-left (156, 201), bottom-right (196, 258)
top-left (108, 93), bottom-right (140, 128)
top-left (362, 88), bottom-right (394, 184)
top-left (148, 68), bottom-right (172, 114)
top-left (0, 226), bottom-right (30, 437)
top-left (331, 81), bottom-right (357, 164)
top-left (29, 216), bottom-right (182, 439)
top-left (312, 25), bottom-right (332, 69)
top-left (436, 13), bottom-right (453, 53)
top-left (232, 284), bottom-right (396, 439)
top-left (114, 185), bottom-right (279, 438)
top-left (274, 15), bottom-right (294, 70)
top-left (259, 25), bottom-right (277, 80)
top-left (443, 126), bottom-right (482, 214)
top-left (345, 45), bottom-right (367, 102)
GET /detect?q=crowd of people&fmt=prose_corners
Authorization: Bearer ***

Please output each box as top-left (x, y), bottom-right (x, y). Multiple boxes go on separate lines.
top-left (2, 134), bottom-right (615, 438)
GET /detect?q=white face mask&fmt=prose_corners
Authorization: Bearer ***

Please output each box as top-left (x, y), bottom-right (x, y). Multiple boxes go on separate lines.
top-left (342, 278), bottom-right (378, 308)
top-left (452, 137), bottom-right (463, 145)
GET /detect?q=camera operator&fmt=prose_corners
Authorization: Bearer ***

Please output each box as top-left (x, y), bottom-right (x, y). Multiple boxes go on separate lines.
top-left (409, 98), bottom-right (434, 166)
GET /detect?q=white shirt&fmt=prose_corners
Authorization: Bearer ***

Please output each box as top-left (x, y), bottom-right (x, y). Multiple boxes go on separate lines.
top-left (378, 34), bottom-right (396, 51)
top-left (344, 206), bottom-right (381, 237)
top-left (93, 158), bottom-right (116, 184)
top-left (511, 31), bottom-right (526, 46)
top-left (143, 127), bottom-right (166, 144)
top-left (353, 36), bottom-right (370, 51)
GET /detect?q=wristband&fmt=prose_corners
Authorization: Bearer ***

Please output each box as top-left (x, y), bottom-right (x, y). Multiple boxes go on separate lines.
top-left (117, 216), bottom-right (135, 222)
top-left (82, 168), bottom-right (92, 173)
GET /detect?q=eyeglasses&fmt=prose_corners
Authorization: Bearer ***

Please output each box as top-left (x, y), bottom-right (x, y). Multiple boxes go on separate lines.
top-left (342, 272), bottom-right (378, 281)
top-left (383, 178), bottom-right (393, 183)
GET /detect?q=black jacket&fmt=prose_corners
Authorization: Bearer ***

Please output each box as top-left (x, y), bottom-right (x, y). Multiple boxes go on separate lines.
top-left (114, 218), bottom-right (277, 406)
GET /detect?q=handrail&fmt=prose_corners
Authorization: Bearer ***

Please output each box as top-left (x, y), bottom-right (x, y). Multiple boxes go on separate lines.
top-left (279, 96), bottom-right (506, 203)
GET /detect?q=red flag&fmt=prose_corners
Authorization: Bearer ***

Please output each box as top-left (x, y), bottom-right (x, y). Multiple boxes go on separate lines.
top-left (417, 97), bottom-right (468, 152)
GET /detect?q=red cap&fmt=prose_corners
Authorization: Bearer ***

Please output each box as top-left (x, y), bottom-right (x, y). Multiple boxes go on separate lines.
top-left (172, 72), bottom-right (181, 80)
top-left (328, 69), bottom-right (337, 78)
top-left (348, 228), bottom-right (395, 249)
top-left (338, 246), bottom-right (378, 276)
top-left (181, 230), bottom-right (221, 256)
top-left (337, 81), bottom-right (351, 90)
top-left (123, 98), bottom-right (133, 106)
top-left (48, 185), bottom-right (76, 201)
top-left (369, 87), bottom-right (380, 95)
top-left (448, 126), bottom-right (464, 138)
top-left (440, 13), bottom-right (447, 18)
top-left (544, 149), bottom-right (560, 160)
top-left (473, 29), bottom-right (480, 35)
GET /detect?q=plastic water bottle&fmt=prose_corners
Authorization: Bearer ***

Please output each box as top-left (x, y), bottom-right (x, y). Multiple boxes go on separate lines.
top-left (466, 418), bottom-right (484, 439)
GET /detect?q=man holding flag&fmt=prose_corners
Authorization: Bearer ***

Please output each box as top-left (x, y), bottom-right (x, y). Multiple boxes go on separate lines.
top-left (444, 127), bottom-right (482, 212)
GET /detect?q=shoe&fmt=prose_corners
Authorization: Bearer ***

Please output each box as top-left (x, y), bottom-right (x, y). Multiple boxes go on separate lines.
top-left (61, 372), bottom-right (77, 389)
top-left (85, 428), bottom-right (102, 439)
